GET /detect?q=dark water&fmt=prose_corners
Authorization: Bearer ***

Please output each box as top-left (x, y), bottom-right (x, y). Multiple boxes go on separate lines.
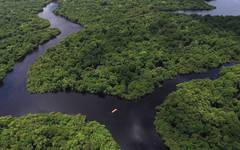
top-left (178, 0), bottom-right (240, 16)
top-left (0, 1), bottom-right (238, 150)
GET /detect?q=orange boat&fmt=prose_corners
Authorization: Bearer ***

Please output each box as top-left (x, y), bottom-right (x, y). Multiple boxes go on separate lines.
top-left (112, 108), bottom-right (118, 113)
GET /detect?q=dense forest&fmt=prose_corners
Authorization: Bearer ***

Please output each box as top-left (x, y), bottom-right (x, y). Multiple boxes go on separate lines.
top-left (0, 0), bottom-right (240, 149)
top-left (55, 0), bottom-right (213, 25)
top-left (0, 0), bottom-right (59, 82)
top-left (28, 0), bottom-right (240, 100)
top-left (0, 113), bottom-right (119, 150)
top-left (154, 65), bottom-right (240, 149)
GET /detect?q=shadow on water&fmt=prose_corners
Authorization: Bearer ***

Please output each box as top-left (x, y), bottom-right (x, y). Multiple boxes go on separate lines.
top-left (0, 1), bottom-right (239, 150)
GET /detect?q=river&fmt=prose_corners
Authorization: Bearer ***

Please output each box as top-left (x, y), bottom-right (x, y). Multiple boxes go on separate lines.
top-left (178, 0), bottom-right (240, 16)
top-left (0, 1), bottom-right (239, 150)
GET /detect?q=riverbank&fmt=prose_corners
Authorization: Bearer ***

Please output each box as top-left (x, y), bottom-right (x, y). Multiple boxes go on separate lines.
top-left (0, 0), bottom-right (240, 150)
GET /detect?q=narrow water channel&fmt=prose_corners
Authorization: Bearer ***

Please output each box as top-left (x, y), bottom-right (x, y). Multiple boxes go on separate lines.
top-left (0, 1), bottom-right (239, 150)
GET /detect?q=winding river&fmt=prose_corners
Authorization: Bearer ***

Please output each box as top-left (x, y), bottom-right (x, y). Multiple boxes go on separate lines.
top-left (0, 0), bottom-right (239, 150)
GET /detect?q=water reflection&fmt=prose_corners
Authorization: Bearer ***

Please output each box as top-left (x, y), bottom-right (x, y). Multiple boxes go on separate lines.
top-left (0, 1), bottom-right (239, 150)
top-left (178, 0), bottom-right (240, 16)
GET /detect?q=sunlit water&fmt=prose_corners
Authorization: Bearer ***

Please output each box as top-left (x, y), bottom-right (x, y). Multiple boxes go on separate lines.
top-left (178, 0), bottom-right (240, 16)
top-left (0, 1), bottom-right (239, 150)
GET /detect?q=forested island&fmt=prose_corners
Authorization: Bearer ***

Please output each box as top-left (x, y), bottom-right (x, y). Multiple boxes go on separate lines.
top-left (155, 65), bottom-right (240, 149)
top-left (27, 0), bottom-right (240, 100)
top-left (0, 0), bottom-right (240, 149)
top-left (0, 113), bottom-right (119, 149)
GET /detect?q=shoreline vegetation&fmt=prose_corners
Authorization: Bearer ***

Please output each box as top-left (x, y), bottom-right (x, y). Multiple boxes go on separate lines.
top-left (0, 113), bottom-right (120, 150)
top-left (155, 65), bottom-right (240, 149)
top-left (0, 0), bottom-right (239, 149)
top-left (0, 0), bottom-right (60, 82)
top-left (28, 0), bottom-right (240, 100)
top-left (0, 1), bottom-right (120, 150)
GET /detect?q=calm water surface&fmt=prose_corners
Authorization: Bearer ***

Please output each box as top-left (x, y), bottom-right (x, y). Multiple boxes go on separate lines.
top-left (0, 1), bottom-right (239, 150)
top-left (178, 0), bottom-right (240, 16)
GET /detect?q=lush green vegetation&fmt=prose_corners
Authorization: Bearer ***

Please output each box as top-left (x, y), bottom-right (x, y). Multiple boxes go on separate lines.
top-left (28, 0), bottom-right (240, 100)
top-left (196, 15), bottom-right (240, 36)
top-left (0, 113), bottom-right (119, 150)
top-left (0, 0), bottom-right (59, 81)
top-left (55, 0), bottom-right (213, 25)
top-left (155, 65), bottom-right (240, 149)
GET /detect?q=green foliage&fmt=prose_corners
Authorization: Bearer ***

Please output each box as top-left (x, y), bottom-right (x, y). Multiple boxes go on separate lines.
top-left (28, 0), bottom-right (240, 100)
top-left (55, 0), bottom-right (213, 25)
top-left (150, 0), bottom-right (214, 11)
top-left (0, 0), bottom-right (59, 81)
top-left (154, 65), bottom-right (240, 149)
top-left (0, 113), bottom-right (119, 150)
